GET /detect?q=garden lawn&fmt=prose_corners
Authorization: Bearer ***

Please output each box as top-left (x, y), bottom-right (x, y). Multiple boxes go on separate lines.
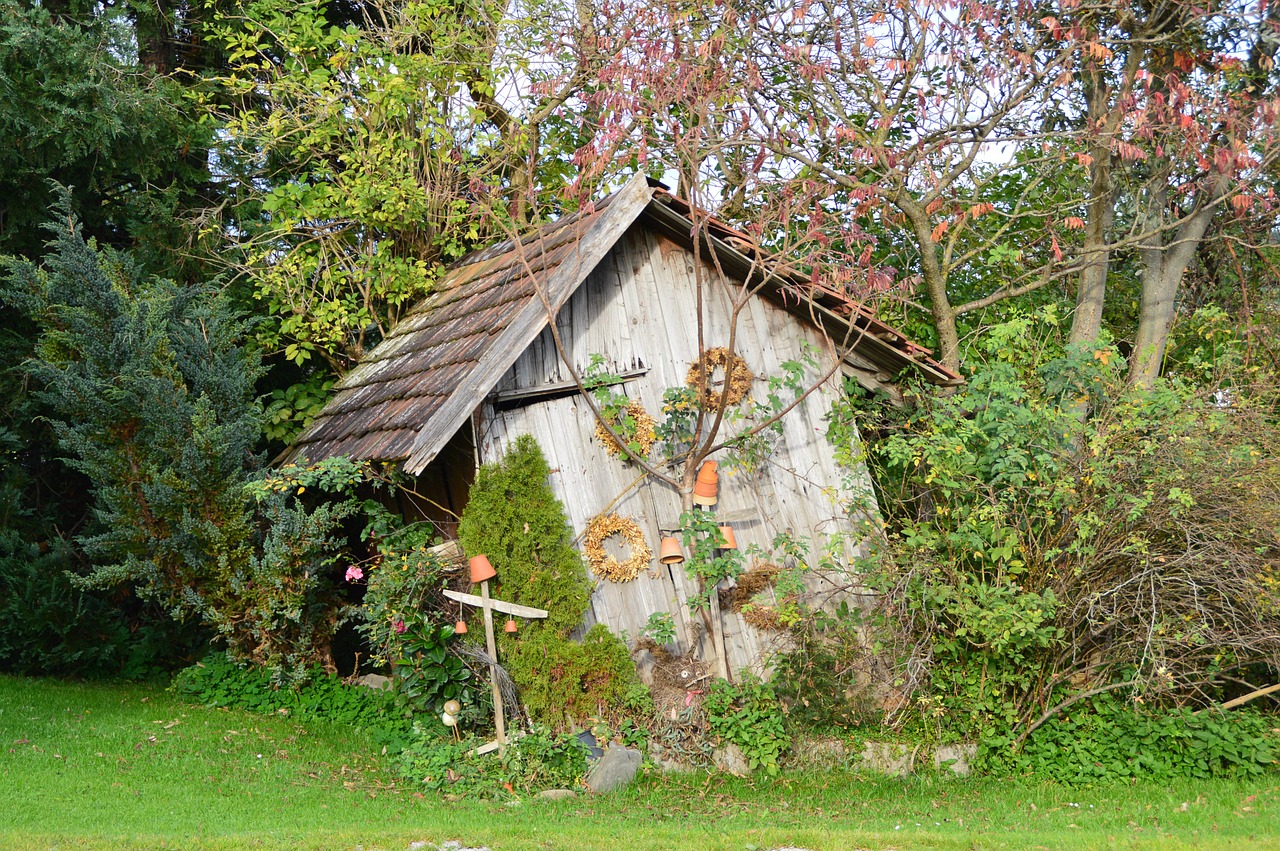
top-left (1, 675), bottom-right (1278, 850)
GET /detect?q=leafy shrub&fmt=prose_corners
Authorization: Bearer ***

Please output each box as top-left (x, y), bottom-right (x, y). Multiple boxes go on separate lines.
top-left (172, 651), bottom-right (411, 744)
top-left (703, 674), bottom-right (791, 775)
top-left (397, 726), bottom-right (588, 794)
top-left (771, 602), bottom-right (878, 731)
top-left (858, 311), bottom-right (1280, 740)
top-left (981, 695), bottom-right (1278, 783)
top-left (0, 537), bottom-right (202, 678)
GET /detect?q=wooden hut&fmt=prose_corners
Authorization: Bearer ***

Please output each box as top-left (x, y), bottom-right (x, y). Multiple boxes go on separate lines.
top-left (286, 174), bottom-right (958, 676)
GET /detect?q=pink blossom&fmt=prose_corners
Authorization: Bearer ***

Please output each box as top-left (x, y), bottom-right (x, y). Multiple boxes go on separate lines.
top-left (345, 566), bottom-right (364, 582)
top-left (393, 619), bottom-right (407, 634)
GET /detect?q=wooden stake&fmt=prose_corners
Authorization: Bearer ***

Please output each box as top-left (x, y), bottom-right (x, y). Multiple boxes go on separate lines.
top-left (480, 579), bottom-right (506, 755)
top-left (708, 579), bottom-right (730, 682)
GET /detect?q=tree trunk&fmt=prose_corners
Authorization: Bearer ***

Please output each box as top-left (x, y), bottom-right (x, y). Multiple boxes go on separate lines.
top-left (1069, 66), bottom-right (1117, 347)
top-left (900, 198), bottom-right (961, 374)
top-left (1130, 184), bottom-right (1219, 389)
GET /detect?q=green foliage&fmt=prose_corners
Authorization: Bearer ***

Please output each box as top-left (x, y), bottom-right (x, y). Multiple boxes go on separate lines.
top-left (982, 696), bottom-right (1278, 784)
top-left (457, 435), bottom-right (591, 638)
top-left (702, 674), bottom-right (791, 776)
top-left (0, 538), bottom-right (202, 678)
top-left (860, 310), bottom-right (1280, 742)
top-left (171, 651), bottom-right (410, 743)
top-left (680, 508), bottom-right (745, 610)
top-left (771, 601), bottom-right (874, 732)
top-left (642, 611), bottom-right (677, 647)
top-left (0, 1), bottom-right (210, 265)
top-left (1, 202), bottom-right (263, 624)
top-left (457, 436), bottom-right (644, 727)
top-left (504, 624), bottom-right (648, 727)
top-left (397, 726), bottom-right (588, 795)
top-left (262, 375), bottom-right (335, 443)
top-left (391, 623), bottom-right (482, 722)
top-left (2, 213), bottom-right (382, 682)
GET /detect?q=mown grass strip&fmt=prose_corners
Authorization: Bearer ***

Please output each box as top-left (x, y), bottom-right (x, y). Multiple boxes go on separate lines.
top-left (1, 675), bottom-right (1278, 850)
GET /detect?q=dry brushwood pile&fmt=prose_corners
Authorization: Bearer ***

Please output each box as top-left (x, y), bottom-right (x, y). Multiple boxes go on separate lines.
top-left (686, 347), bottom-right (753, 408)
top-left (594, 399), bottom-right (657, 457)
top-left (732, 564), bottom-right (783, 631)
top-left (633, 637), bottom-right (712, 720)
top-left (583, 513), bottom-right (652, 582)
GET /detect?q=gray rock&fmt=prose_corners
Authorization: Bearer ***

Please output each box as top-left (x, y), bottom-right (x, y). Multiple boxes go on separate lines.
top-left (585, 745), bottom-right (642, 793)
top-left (631, 647), bottom-right (657, 688)
top-left (537, 788), bottom-right (578, 800)
top-left (860, 741), bottom-right (916, 777)
top-left (933, 743), bottom-right (977, 777)
top-left (713, 742), bottom-right (751, 776)
top-left (357, 673), bottom-right (392, 691)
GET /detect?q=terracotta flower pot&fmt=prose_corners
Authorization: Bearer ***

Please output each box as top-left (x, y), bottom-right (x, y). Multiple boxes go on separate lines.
top-left (659, 536), bottom-right (685, 565)
top-left (504, 618), bottom-right (518, 634)
top-left (718, 525), bottom-right (737, 550)
top-left (454, 619), bottom-right (468, 635)
top-left (469, 554), bottom-right (496, 583)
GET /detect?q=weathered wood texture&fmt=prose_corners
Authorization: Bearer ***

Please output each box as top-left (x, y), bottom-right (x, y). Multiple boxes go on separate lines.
top-left (478, 224), bottom-right (879, 676)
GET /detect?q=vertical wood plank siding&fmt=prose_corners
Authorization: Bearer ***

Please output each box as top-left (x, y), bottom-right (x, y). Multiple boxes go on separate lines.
top-left (478, 224), bottom-right (874, 675)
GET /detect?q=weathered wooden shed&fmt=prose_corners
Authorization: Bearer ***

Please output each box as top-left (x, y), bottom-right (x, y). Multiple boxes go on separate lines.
top-left (287, 174), bottom-right (957, 676)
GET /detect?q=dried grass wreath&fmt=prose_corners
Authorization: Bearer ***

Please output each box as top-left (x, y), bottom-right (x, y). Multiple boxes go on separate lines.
top-left (594, 399), bottom-right (657, 458)
top-left (583, 513), bottom-right (653, 582)
top-left (685, 347), bottom-right (753, 408)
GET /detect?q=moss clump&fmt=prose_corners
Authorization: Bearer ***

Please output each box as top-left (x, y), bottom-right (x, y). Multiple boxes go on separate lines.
top-left (457, 436), bottom-right (646, 726)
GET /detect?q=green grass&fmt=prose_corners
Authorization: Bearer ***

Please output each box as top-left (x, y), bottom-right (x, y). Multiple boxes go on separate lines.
top-left (1, 674), bottom-right (1278, 850)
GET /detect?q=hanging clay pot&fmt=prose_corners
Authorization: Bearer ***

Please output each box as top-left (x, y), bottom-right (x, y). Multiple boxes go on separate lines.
top-left (469, 554), bottom-right (496, 584)
top-left (504, 618), bottom-right (518, 634)
top-left (692, 461), bottom-right (719, 507)
top-left (659, 536), bottom-right (685, 565)
top-left (454, 619), bottom-right (468, 635)
top-left (718, 525), bottom-right (737, 550)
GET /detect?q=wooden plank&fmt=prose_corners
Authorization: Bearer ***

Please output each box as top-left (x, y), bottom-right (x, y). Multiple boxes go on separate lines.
top-left (442, 589), bottom-right (549, 619)
top-left (489, 367), bottom-right (648, 406)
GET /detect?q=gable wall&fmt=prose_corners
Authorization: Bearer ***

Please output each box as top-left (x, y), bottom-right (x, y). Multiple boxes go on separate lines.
top-left (476, 223), bottom-right (880, 675)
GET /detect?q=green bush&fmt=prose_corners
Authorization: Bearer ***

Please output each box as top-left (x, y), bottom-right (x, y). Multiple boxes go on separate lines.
top-left (0, 538), bottom-right (202, 678)
top-left (171, 651), bottom-right (411, 745)
top-left (703, 674), bottom-right (791, 775)
top-left (858, 311), bottom-right (1280, 740)
top-left (981, 695), bottom-right (1278, 783)
top-left (457, 436), bottom-right (646, 726)
top-left (397, 726), bottom-right (588, 794)
top-left (456, 435), bottom-right (590, 638)
top-left (504, 623), bottom-right (647, 727)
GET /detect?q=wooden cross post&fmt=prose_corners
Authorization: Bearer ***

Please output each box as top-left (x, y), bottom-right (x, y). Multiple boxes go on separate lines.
top-left (442, 586), bottom-right (548, 757)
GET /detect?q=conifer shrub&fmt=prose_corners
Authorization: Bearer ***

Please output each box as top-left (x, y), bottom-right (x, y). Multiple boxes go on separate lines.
top-left (457, 435), bottom-right (646, 727)
top-left (2, 204), bottom-right (356, 681)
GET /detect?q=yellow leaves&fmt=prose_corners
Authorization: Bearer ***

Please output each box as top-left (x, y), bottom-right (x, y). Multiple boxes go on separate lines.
top-left (1093, 349), bottom-right (1112, 365)
top-left (1083, 41), bottom-right (1113, 62)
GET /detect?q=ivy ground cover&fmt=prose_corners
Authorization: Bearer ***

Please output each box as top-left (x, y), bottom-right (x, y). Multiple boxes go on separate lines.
top-left (1, 675), bottom-right (1277, 850)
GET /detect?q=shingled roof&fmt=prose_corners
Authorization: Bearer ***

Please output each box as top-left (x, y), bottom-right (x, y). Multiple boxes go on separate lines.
top-left (285, 174), bottom-right (958, 475)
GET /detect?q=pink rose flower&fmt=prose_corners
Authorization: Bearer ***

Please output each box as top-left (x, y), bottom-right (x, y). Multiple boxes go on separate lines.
top-left (345, 566), bottom-right (364, 582)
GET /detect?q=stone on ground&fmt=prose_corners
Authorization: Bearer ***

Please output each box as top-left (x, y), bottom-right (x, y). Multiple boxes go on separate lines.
top-left (585, 745), bottom-right (642, 793)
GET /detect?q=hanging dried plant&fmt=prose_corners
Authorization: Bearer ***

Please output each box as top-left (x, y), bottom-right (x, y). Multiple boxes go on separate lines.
top-left (686, 347), bottom-right (753, 408)
top-left (584, 513), bottom-right (653, 582)
top-left (594, 399), bottom-right (657, 458)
